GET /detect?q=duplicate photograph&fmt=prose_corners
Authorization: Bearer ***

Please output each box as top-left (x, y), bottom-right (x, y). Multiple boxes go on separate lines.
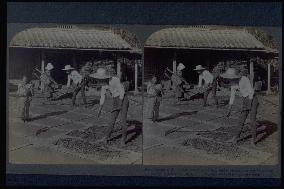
top-left (143, 26), bottom-right (280, 165)
top-left (8, 24), bottom-right (143, 164)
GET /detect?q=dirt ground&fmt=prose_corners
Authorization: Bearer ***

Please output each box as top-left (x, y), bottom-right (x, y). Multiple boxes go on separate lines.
top-left (143, 89), bottom-right (279, 165)
top-left (8, 87), bottom-right (142, 164)
top-left (7, 83), bottom-right (280, 166)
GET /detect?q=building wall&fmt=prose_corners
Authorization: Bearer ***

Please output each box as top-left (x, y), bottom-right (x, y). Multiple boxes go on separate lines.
top-left (144, 48), bottom-right (271, 88)
top-left (9, 48), bottom-right (142, 91)
top-left (9, 48), bottom-right (41, 80)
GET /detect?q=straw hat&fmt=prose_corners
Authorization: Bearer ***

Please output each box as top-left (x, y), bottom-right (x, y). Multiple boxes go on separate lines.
top-left (45, 63), bottom-right (54, 71)
top-left (239, 68), bottom-right (249, 76)
top-left (220, 68), bottom-right (241, 79)
top-left (89, 68), bottom-right (111, 79)
top-left (62, 65), bottom-right (75, 71)
top-left (177, 63), bottom-right (186, 71)
top-left (194, 65), bottom-right (206, 71)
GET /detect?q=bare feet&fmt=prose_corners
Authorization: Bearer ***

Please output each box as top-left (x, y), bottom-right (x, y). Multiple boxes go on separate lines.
top-left (120, 140), bottom-right (126, 147)
top-left (250, 139), bottom-right (257, 147)
top-left (226, 136), bottom-right (238, 145)
top-left (96, 137), bottom-right (108, 145)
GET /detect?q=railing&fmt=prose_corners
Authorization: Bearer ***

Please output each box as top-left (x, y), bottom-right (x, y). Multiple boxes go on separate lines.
top-left (56, 25), bottom-right (74, 29)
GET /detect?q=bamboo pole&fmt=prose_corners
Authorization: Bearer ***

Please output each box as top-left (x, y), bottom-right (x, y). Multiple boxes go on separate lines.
top-left (134, 59), bottom-right (138, 92)
top-left (267, 62), bottom-right (272, 94)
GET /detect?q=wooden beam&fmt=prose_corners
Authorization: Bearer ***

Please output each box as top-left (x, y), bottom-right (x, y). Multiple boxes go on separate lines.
top-left (41, 51), bottom-right (45, 73)
top-left (134, 59), bottom-right (138, 92)
top-left (72, 54), bottom-right (77, 69)
top-left (249, 58), bottom-right (254, 86)
top-left (117, 57), bottom-right (121, 76)
top-left (40, 51), bottom-right (45, 93)
top-left (267, 62), bottom-right (272, 94)
top-left (173, 53), bottom-right (177, 73)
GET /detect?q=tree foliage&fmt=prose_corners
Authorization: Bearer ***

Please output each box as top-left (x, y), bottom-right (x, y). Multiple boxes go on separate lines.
top-left (246, 28), bottom-right (278, 49)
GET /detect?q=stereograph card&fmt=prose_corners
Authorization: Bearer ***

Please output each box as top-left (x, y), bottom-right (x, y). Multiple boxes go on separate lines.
top-left (5, 2), bottom-right (282, 187)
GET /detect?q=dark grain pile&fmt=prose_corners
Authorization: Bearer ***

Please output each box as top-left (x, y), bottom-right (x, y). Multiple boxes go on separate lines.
top-left (196, 126), bottom-right (252, 142)
top-left (54, 137), bottom-right (122, 160)
top-left (54, 124), bottom-right (142, 153)
top-left (183, 138), bottom-right (252, 160)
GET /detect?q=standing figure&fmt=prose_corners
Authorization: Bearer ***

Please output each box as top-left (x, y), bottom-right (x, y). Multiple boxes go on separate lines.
top-left (91, 68), bottom-right (129, 146)
top-left (194, 65), bottom-right (216, 107)
top-left (171, 63), bottom-right (186, 103)
top-left (211, 63), bottom-right (224, 107)
top-left (17, 75), bottom-right (34, 122)
top-left (117, 68), bottom-right (130, 93)
top-left (254, 76), bottom-right (263, 92)
top-left (146, 76), bottom-right (163, 122)
top-left (80, 61), bottom-right (94, 106)
top-left (40, 63), bottom-right (57, 101)
top-left (221, 68), bottom-right (259, 146)
top-left (62, 65), bottom-right (85, 107)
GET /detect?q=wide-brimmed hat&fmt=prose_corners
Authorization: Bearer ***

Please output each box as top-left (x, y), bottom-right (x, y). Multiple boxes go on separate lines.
top-left (45, 63), bottom-right (54, 71)
top-left (194, 65), bottom-right (206, 71)
top-left (89, 68), bottom-right (111, 79)
top-left (220, 68), bottom-right (241, 79)
top-left (62, 65), bottom-right (75, 71)
top-left (85, 61), bottom-right (93, 67)
top-left (239, 68), bottom-right (249, 76)
top-left (177, 63), bottom-right (186, 71)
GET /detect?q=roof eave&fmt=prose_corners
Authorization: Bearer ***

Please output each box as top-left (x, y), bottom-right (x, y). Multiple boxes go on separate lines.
top-left (9, 45), bottom-right (142, 54)
top-left (144, 45), bottom-right (278, 53)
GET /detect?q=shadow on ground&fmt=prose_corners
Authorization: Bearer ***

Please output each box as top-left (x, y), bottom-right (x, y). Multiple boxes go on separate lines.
top-left (52, 92), bottom-right (73, 101)
top-left (217, 98), bottom-right (229, 107)
top-left (87, 99), bottom-right (100, 106)
top-left (157, 111), bottom-right (198, 122)
top-left (232, 120), bottom-right (277, 145)
top-left (29, 110), bottom-right (68, 121)
top-left (109, 120), bottom-right (142, 144)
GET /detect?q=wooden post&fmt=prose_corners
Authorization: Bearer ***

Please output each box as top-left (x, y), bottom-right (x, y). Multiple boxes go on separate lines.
top-left (72, 54), bottom-right (77, 69)
top-left (41, 51), bottom-right (45, 73)
top-left (40, 51), bottom-right (45, 93)
top-left (249, 58), bottom-right (254, 86)
top-left (117, 59), bottom-right (121, 75)
top-left (267, 62), bottom-right (272, 94)
top-left (134, 59), bottom-right (138, 92)
top-left (173, 57), bottom-right (176, 73)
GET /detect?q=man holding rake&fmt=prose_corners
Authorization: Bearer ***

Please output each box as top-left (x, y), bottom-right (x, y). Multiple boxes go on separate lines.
top-left (90, 68), bottom-right (129, 147)
top-left (221, 68), bottom-right (259, 146)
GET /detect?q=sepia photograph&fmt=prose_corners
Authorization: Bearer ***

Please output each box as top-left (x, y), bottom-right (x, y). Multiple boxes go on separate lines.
top-left (8, 24), bottom-right (143, 164)
top-left (5, 2), bottom-right (282, 187)
top-left (143, 26), bottom-right (280, 165)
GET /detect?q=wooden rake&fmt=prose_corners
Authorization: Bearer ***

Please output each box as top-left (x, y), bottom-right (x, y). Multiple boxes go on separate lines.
top-left (164, 110), bottom-right (242, 136)
top-left (35, 104), bottom-right (110, 136)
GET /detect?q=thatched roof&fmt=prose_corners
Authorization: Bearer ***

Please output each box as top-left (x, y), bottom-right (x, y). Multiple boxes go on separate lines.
top-left (145, 27), bottom-right (278, 55)
top-left (9, 26), bottom-right (142, 54)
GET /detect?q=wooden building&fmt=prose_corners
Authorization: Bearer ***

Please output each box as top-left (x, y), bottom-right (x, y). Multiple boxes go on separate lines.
top-left (9, 25), bottom-right (142, 91)
top-left (144, 26), bottom-right (278, 93)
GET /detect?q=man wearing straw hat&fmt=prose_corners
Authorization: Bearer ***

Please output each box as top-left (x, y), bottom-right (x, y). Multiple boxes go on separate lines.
top-left (40, 63), bottom-right (57, 101)
top-left (171, 63), bottom-right (186, 103)
top-left (221, 68), bottom-right (259, 146)
top-left (211, 61), bottom-right (225, 107)
top-left (62, 64), bottom-right (86, 107)
top-left (194, 65), bottom-right (217, 107)
top-left (80, 61), bottom-right (94, 100)
top-left (90, 67), bottom-right (129, 146)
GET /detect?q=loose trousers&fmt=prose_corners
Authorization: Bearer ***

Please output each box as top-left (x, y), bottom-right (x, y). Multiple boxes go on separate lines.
top-left (146, 96), bottom-right (161, 121)
top-left (105, 95), bottom-right (129, 143)
top-left (18, 96), bottom-right (31, 120)
top-left (236, 95), bottom-right (259, 141)
top-left (203, 78), bottom-right (218, 106)
top-left (72, 81), bottom-right (87, 106)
